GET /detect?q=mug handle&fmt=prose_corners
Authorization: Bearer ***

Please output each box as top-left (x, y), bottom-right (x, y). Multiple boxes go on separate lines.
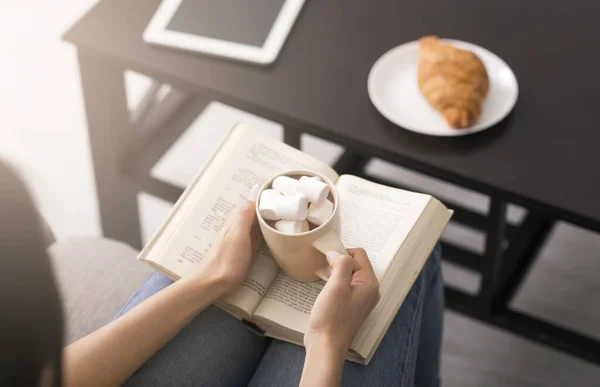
top-left (312, 230), bottom-right (347, 281)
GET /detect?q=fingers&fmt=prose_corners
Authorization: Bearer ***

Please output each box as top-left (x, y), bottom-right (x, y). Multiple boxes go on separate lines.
top-left (222, 185), bottom-right (260, 237)
top-left (324, 248), bottom-right (374, 278)
top-left (235, 184), bottom-right (260, 231)
top-left (229, 185), bottom-right (264, 250)
top-left (328, 254), bottom-right (354, 285)
top-left (219, 210), bottom-right (237, 237)
top-left (247, 184), bottom-right (260, 202)
top-left (346, 248), bottom-right (379, 300)
top-left (346, 248), bottom-right (374, 273)
top-left (232, 200), bottom-right (258, 232)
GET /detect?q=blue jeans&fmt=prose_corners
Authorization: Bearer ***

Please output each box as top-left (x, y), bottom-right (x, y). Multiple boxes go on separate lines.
top-left (117, 244), bottom-right (443, 387)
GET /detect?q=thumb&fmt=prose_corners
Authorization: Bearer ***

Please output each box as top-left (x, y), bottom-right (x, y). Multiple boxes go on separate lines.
top-left (327, 254), bottom-right (354, 286)
top-left (230, 185), bottom-right (260, 236)
top-left (231, 201), bottom-right (257, 235)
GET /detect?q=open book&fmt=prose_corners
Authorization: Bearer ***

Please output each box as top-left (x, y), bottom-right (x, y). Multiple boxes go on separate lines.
top-left (139, 124), bottom-right (452, 364)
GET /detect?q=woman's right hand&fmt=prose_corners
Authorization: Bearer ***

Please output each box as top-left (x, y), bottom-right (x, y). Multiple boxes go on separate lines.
top-left (304, 248), bottom-right (380, 357)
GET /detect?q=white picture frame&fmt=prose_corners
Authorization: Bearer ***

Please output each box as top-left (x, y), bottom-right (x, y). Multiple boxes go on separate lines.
top-left (143, 0), bottom-right (305, 65)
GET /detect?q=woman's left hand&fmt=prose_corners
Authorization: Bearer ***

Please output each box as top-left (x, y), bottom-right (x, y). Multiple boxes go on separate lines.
top-left (65, 184), bottom-right (263, 387)
top-left (190, 184), bottom-right (262, 298)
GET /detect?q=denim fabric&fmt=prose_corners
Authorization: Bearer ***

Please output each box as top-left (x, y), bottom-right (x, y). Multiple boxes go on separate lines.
top-left (118, 244), bottom-right (443, 387)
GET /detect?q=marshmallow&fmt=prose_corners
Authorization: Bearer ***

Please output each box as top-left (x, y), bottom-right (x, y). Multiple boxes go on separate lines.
top-left (311, 176), bottom-right (323, 182)
top-left (297, 176), bottom-right (329, 204)
top-left (272, 176), bottom-right (301, 196)
top-left (274, 219), bottom-right (309, 234)
top-left (307, 199), bottom-right (334, 226)
top-left (275, 195), bottom-right (309, 221)
top-left (258, 189), bottom-right (282, 220)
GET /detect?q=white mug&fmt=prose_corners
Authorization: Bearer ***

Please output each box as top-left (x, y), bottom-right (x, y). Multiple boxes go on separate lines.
top-left (256, 169), bottom-right (346, 282)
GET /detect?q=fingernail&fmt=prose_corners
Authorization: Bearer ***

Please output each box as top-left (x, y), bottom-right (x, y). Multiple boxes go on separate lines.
top-left (248, 184), bottom-right (260, 201)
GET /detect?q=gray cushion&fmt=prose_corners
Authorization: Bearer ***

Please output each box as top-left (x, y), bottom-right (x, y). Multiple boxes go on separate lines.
top-left (49, 237), bottom-right (152, 344)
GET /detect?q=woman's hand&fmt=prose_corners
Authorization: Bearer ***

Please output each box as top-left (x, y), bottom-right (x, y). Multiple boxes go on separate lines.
top-left (65, 186), bottom-right (263, 387)
top-left (300, 248), bottom-right (379, 387)
top-left (190, 184), bottom-right (262, 298)
top-left (305, 248), bottom-right (380, 356)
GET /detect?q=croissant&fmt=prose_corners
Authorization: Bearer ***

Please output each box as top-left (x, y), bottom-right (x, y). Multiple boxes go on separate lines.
top-left (417, 36), bottom-right (489, 129)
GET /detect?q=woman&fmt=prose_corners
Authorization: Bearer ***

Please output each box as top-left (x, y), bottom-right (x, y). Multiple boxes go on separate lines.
top-left (0, 161), bottom-right (444, 386)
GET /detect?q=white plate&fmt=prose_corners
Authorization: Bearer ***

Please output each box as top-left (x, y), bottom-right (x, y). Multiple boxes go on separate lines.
top-left (368, 39), bottom-right (518, 136)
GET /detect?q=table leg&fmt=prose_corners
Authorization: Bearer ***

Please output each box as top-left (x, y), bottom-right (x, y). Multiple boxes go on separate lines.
top-left (333, 152), bottom-right (370, 175)
top-left (283, 127), bottom-right (301, 149)
top-left (77, 51), bottom-right (142, 249)
top-left (493, 214), bottom-right (554, 309)
top-left (478, 199), bottom-right (507, 310)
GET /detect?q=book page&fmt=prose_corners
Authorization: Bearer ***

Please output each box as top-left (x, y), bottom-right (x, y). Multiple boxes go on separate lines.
top-left (335, 175), bottom-right (431, 278)
top-left (253, 174), bottom-right (430, 333)
top-left (254, 272), bottom-right (325, 333)
top-left (139, 124), bottom-right (339, 317)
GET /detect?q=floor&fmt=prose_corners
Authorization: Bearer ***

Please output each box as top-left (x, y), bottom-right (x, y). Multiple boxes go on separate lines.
top-left (1, 2), bottom-right (599, 385)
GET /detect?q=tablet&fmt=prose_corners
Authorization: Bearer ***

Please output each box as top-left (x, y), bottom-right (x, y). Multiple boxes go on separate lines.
top-left (143, 0), bottom-right (305, 64)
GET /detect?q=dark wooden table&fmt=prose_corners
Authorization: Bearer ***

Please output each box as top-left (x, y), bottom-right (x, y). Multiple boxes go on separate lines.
top-left (64, 0), bottom-right (600, 365)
